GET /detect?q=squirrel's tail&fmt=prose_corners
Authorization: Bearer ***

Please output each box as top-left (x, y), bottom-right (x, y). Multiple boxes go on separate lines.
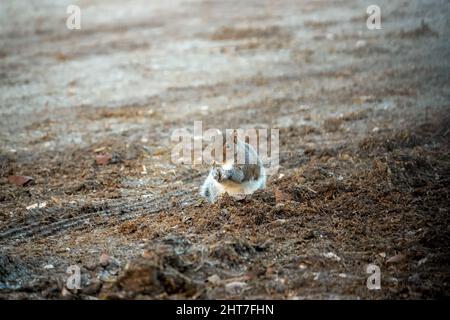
top-left (200, 175), bottom-right (215, 202)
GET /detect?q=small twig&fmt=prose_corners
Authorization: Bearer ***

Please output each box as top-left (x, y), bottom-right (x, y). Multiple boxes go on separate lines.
top-left (305, 186), bottom-right (317, 194)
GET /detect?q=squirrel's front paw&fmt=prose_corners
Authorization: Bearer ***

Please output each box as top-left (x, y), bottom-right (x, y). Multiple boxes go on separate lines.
top-left (212, 167), bottom-right (227, 182)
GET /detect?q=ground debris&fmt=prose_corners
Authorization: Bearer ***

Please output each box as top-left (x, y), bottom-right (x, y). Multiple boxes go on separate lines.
top-left (8, 175), bottom-right (33, 186)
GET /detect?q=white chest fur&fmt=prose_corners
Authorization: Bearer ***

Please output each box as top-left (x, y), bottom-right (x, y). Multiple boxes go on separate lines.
top-left (213, 162), bottom-right (266, 197)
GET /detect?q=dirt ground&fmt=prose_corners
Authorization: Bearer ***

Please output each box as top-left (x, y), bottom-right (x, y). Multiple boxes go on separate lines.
top-left (0, 0), bottom-right (449, 299)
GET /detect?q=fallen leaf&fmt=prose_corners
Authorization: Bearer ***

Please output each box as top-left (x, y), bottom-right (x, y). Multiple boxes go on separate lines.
top-left (8, 175), bottom-right (33, 186)
top-left (95, 153), bottom-right (112, 165)
top-left (275, 188), bottom-right (292, 204)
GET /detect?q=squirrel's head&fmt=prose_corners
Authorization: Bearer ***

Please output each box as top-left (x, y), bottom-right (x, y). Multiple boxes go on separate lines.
top-left (211, 129), bottom-right (251, 165)
top-left (222, 129), bottom-right (238, 155)
top-left (211, 129), bottom-right (239, 165)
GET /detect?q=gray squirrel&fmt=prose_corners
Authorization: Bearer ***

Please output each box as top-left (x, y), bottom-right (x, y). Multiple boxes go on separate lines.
top-left (200, 130), bottom-right (266, 203)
